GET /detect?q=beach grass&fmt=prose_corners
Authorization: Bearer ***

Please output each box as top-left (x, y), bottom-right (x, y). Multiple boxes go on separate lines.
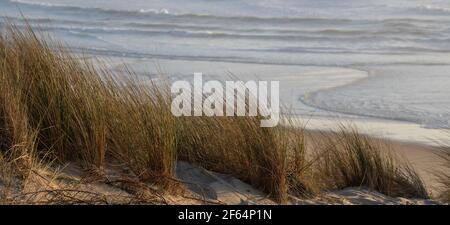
top-left (1, 23), bottom-right (180, 190)
top-left (312, 126), bottom-right (429, 199)
top-left (177, 116), bottom-right (309, 202)
top-left (0, 23), bottom-right (433, 204)
top-left (437, 147), bottom-right (450, 202)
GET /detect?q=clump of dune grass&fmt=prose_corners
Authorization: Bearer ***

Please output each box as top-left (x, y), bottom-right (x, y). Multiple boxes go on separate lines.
top-left (0, 58), bottom-right (35, 162)
top-left (0, 51), bottom-right (39, 204)
top-left (436, 148), bottom-right (450, 202)
top-left (176, 115), bottom-right (309, 202)
top-left (0, 24), bottom-right (177, 189)
top-left (0, 153), bottom-right (15, 203)
top-left (1, 24), bottom-right (109, 166)
top-left (314, 126), bottom-right (429, 199)
top-left (105, 75), bottom-right (177, 186)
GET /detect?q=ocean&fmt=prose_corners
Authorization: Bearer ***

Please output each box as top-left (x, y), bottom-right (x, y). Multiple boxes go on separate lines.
top-left (1, 0), bottom-right (449, 144)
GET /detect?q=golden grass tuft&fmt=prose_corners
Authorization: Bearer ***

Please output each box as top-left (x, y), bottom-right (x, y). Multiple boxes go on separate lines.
top-left (313, 126), bottom-right (429, 199)
top-left (0, 24), bottom-right (176, 189)
top-left (177, 116), bottom-right (309, 202)
top-left (436, 148), bottom-right (450, 202)
top-left (0, 153), bottom-right (15, 202)
top-left (105, 76), bottom-right (177, 186)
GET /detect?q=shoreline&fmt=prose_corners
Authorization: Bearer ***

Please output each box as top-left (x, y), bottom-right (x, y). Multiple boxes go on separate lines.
top-left (93, 54), bottom-right (449, 147)
top-left (286, 115), bottom-right (450, 147)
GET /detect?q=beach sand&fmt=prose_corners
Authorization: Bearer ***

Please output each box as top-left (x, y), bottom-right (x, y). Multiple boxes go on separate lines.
top-left (8, 137), bottom-right (446, 205)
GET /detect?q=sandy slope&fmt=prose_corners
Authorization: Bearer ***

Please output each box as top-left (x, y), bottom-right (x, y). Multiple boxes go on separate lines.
top-left (3, 158), bottom-right (444, 205)
top-left (2, 133), bottom-right (446, 205)
top-left (175, 161), bottom-right (442, 205)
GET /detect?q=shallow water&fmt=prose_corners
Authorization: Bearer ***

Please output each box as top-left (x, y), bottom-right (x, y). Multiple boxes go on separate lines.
top-left (1, 0), bottom-right (449, 144)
